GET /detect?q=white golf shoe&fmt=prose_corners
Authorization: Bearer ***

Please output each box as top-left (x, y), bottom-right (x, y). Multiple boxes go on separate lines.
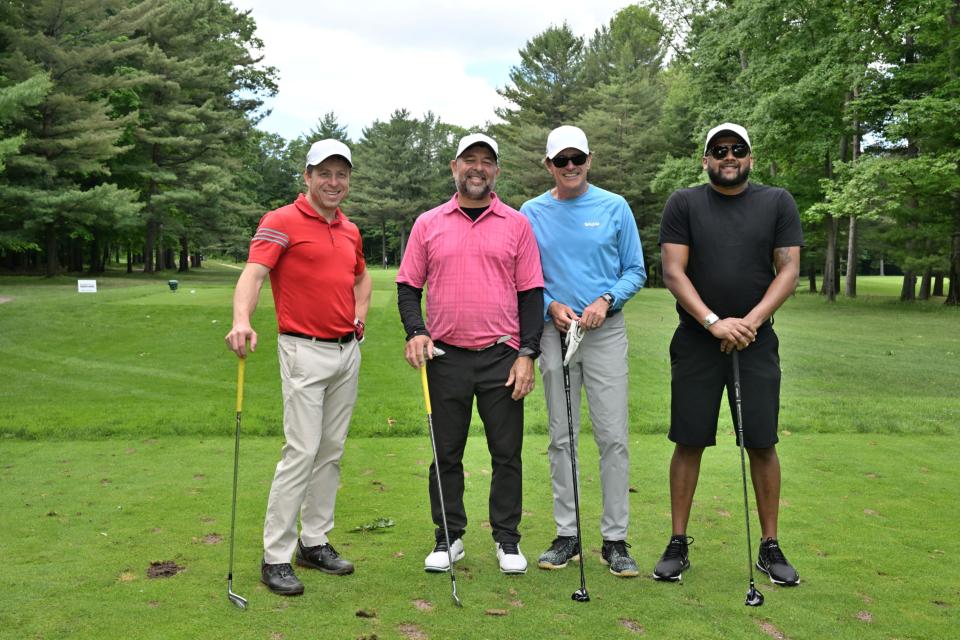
top-left (496, 542), bottom-right (528, 574)
top-left (424, 537), bottom-right (464, 572)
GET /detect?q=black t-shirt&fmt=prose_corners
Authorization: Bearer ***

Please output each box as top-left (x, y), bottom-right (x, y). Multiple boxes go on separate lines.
top-left (658, 182), bottom-right (804, 328)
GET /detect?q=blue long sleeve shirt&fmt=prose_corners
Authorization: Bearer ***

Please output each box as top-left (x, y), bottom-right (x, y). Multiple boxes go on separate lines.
top-left (521, 184), bottom-right (646, 321)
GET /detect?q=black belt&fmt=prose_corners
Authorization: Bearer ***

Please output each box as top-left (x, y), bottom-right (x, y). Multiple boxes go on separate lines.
top-left (282, 331), bottom-right (355, 344)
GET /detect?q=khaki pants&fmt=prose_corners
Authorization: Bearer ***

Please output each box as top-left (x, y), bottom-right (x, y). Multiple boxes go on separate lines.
top-left (263, 335), bottom-right (360, 564)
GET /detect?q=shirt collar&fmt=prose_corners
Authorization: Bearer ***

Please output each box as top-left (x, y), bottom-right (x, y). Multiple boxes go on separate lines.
top-left (440, 192), bottom-right (506, 219)
top-left (295, 193), bottom-right (342, 225)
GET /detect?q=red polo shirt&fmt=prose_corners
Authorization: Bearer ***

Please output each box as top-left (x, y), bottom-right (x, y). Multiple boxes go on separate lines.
top-left (247, 193), bottom-right (365, 338)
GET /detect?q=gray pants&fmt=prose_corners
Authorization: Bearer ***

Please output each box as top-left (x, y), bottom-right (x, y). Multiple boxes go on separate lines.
top-left (263, 335), bottom-right (360, 564)
top-left (539, 314), bottom-right (630, 541)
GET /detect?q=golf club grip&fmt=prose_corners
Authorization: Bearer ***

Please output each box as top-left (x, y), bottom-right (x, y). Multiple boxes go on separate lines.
top-left (236, 357), bottom-right (245, 413)
top-left (420, 364), bottom-right (432, 414)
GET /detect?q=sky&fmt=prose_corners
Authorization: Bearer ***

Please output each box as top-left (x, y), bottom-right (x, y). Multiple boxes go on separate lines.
top-left (230, 0), bottom-right (634, 141)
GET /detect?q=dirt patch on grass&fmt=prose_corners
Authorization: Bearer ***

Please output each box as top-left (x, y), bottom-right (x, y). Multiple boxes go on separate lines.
top-left (201, 534), bottom-right (222, 545)
top-left (147, 560), bottom-right (183, 578)
top-left (620, 618), bottom-right (645, 634)
top-left (857, 611), bottom-right (873, 622)
top-left (412, 599), bottom-right (433, 612)
top-left (484, 609), bottom-right (508, 617)
top-left (756, 621), bottom-right (787, 639)
top-left (0, 297), bottom-right (12, 304)
top-left (356, 609), bottom-right (377, 618)
top-left (396, 623), bottom-right (427, 639)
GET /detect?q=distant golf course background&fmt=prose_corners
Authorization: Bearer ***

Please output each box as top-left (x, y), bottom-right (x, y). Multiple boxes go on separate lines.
top-left (0, 265), bottom-right (956, 639)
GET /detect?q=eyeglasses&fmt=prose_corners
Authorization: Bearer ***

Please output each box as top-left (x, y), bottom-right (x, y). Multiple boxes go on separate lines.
top-left (707, 143), bottom-right (750, 160)
top-left (550, 153), bottom-right (589, 168)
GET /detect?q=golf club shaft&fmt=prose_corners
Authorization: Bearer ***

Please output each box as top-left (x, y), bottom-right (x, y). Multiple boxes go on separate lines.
top-left (560, 332), bottom-right (588, 595)
top-left (731, 351), bottom-right (757, 587)
top-left (421, 364), bottom-right (461, 606)
top-left (226, 358), bottom-right (246, 607)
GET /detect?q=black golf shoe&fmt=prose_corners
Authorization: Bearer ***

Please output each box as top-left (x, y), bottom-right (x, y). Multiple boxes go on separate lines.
top-left (653, 534), bottom-right (693, 581)
top-left (537, 536), bottom-right (581, 570)
top-left (601, 540), bottom-right (639, 577)
top-left (757, 538), bottom-right (800, 586)
top-left (296, 540), bottom-right (355, 575)
top-left (261, 561), bottom-right (304, 596)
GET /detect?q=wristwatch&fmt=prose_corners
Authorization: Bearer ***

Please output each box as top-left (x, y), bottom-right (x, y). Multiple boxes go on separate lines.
top-left (601, 292), bottom-right (615, 307)
top-left (703, 312), bottom-right (720, 328)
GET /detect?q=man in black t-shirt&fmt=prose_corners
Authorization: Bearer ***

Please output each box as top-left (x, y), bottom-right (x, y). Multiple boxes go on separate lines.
top-left (652, 123), bottom-right (803, 586)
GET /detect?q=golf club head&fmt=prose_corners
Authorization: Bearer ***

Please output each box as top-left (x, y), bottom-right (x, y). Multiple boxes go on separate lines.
top-left (228, 590), bottom-right (248, 610)
top-left (451, 591), bottom-right (463, 608)
top-left (744, 586), bottom-right (764, 607)
top-left (571, 588), bottom-right (590, 602)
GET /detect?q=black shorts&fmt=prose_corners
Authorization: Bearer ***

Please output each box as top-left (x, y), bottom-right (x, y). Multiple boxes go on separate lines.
top-left (669, 323), bottom-right (781, 448)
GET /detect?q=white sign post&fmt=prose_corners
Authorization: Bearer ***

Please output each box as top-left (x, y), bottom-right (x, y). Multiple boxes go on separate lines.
top-left (77, 279), bottom-right (97, 293)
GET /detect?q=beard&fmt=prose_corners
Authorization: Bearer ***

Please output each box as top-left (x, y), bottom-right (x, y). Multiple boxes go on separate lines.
top-left (707, 163), bottom-right (750, 188)
top-left (456, 173), bottom-right (494, 200)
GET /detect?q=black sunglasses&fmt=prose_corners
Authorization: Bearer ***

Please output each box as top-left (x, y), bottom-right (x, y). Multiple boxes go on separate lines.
top-left (707, 143), bottom-right (750, 160)
top-left (550, 153), bottom-right (589, 168)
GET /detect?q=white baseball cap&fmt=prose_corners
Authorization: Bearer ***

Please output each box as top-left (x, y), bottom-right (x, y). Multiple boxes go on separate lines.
top-left (546, 125), bottom-right (589, 159)
top-left (455, 133), bottom-right (498, 160)
top-left (305, 139), bottom-right (352, 169)
top-left (703, 123), bottom-right (751, 155)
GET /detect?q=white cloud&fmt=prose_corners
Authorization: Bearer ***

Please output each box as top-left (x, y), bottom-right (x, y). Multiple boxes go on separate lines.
top-left (231, 0), bottom-right (632, 140)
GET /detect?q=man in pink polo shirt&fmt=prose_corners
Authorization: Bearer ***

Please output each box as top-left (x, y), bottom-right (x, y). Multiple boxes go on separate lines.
top-left (226, 139), bottom-right (371, 596)
top-left (397, 133), bottom-right (544, 575)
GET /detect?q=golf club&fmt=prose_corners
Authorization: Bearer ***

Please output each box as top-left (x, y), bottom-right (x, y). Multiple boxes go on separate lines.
top-left (559, 329), bottom-right (589, 603)
top-left (227, 357), bottom-right (248, 610)
top-left (732, 349), bottom-right (764, 607)
top-left (420, 347), bottom-right (462, 608)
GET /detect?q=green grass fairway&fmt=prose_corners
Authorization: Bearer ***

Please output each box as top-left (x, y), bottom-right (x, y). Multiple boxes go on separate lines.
top-left (0, 266), bottom-right (957, 439)
top-left (0, 265), bottom-right (957, 639)
top-left (2, 434), bottom-right (956, 640)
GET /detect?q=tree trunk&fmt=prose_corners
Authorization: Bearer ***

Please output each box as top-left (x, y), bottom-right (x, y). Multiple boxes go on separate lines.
top-left (822, 215), bottom-right (838, 302)
top-left (808, 262), bottom-right (817, 292)
top-left (126, 247), bottom-right (133, 274)
top-left (947, 200), bottom-right (960, 305)
top-left (144, 219), bottom-right (156, 273)
top-left (845, 215), bottom-right (857, 297)
top-left (934, 273), bottom-right (945, 297)
top-left (900, 272), bottom-right (916, 301)
top-left (44, 224), bottom-right (59, 277)
top-left (879, 256), bottom-right (885, 276)
top-left (380, 219), bottom-right (388, 268)
top-left (918, 267), bottom-right (932, 300)
top-left (70, 238), bottom-right (84, 272)
top-left (156, 221), bottom-right (166, 271)
top-left (178, 235), bottom-right (190, 273)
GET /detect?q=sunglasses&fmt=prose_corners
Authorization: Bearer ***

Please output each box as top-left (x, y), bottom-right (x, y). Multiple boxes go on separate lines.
top-left (707, 143), bottom-right (750, 160)
top-left (550, 153), bottom-right (589, 168)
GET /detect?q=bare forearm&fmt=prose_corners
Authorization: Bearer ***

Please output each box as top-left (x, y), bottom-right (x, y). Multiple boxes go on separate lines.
top-left (354, 270), bottom-right (372, 322)
top-left (232, 264), bottom-right (267, 325)
top-left (664, 268), bottom-right (712, 323)
top-left (744, 247), bottom-right (800, 329)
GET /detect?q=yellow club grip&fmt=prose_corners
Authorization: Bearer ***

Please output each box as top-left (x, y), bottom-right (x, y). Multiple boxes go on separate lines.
top-left (236, 357), bottom-right (246, 413)
top-left (420, 363), bottom-right (432, 414)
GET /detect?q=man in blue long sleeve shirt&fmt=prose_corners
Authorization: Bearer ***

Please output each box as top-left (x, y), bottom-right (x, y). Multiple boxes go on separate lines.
top-left (520, 125), bottom-right (646, 578)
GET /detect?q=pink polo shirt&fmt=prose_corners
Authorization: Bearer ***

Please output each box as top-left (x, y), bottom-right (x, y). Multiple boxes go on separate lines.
top-left (397, 193), bottom-right (544, 350)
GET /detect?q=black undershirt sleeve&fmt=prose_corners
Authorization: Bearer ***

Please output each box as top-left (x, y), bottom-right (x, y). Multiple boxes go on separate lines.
top-left (518, 287), bottom-right (544, 358)
top-left (397, 282), bottom-right (429, 341)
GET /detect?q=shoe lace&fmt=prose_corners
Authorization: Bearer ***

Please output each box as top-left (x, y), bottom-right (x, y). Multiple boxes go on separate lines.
top-left (762, 540), bottom-right (788, 565)
top-left (321, 543), bottom-right (339, 558)
top-left (276, 563), bottom-right (295, 578)
top-left (500, 542), bottom-right (520, 555)
top-left (605, 540), bottom-right (632, 557)
top-left (663, 536), bottom-right (693, 560)
top-left (433, 539), bottom-right (449, 552)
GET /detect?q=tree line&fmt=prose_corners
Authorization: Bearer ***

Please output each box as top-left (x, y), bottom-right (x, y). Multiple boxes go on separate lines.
top-left (1, 1), bottom-right (957, 305)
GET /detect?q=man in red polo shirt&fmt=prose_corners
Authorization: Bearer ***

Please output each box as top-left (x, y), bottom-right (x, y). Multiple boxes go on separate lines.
top-left (397, 133), bottom-right (544, 575)
top-left (226, 139), bottom-right (371, 596)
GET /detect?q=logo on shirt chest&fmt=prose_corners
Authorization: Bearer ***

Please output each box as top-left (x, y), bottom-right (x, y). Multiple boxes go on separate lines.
top-left (584, 221), bottom-right (600, 228)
